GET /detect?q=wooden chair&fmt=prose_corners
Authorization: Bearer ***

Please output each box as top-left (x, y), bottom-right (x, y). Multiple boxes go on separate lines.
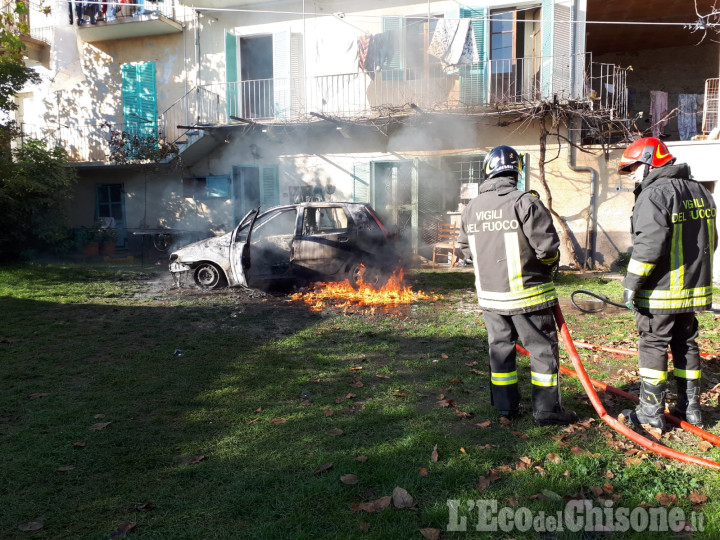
top-left (432, 223), bottom-right (459, 266)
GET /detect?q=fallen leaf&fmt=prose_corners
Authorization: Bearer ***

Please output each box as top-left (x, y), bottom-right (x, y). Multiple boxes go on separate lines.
top-left (546, 453), bottom-right (562, 464)
top-left (188, 455), bottom-right (205, 465)
top-left (341, 474), bottom-right (359, 485)
top-left (94, 414), bottom-right (106, 419)
top-left (420, 528), bottom-right (441, 540)
top-left (507, 497), bottom-right (518, 506)
top-left (359, 520), bottom-right (370, 531)
top-left (350, 366), bottom-right (363, 371)
top-left (698, 440), bottom-right (713, 452)
top-left (326, 428), bottom-right (343, 436)
top-left (346, 393), bottom-right (357, 399)
top-left (350, 381), bottom-right (364, 388)
top-left (625, 457), bottom-right (643, 466)
top-left (455, 408), bottom-right (473, 419)
top-left (570, 446), bottom-right (586, 456)
top-left (314, 463), bottom-right (333, 474)
top-left (18, 522), bottom-right (43, 531)
top-left (110, 522), bottom-right (136, 538)
top-left (437, 399), bottom-right (454, 408)
top-left (270, 418), bottom-right (287, 424)
top-left (475, 421), bottom-right (491, 428)
top-left (28, 392), bottom-right (49, 400)
top-left (324, 409), bottom-right (334, 417)
top-left (89, 422), bottom-right (111, 431)
top-left (459, 447), bottom-right (466, 454)
top-left (246, 418), bottom-right (259, 425)
top-left (656, 492), bottom-right (678, 506)
top-left (564, 470), bottom-right (571, 477)
top-left (441, 353), bottom-right (449, 359)
top-left (645, 426), bottom-right (663, 440)
top-left (689, 492), bottom-right (708, 504)
top-left (534, 465), bottom-right (546, 476)
top-left (449, 378), bottom-right (463, 384)
top-left (604, 470), bottom-right (615, 479)
top-left (351, 496), bottom-right (391, 513)
top-left (512, 431), bottom-right (529, 439)
top-left (541, 489), bottom-right (562, 501)
top-left (255, 407), bottom-right (262, 413)
top-left (355, 455), bottom-right (368, 462)
top-left (519, 456), bottom-right (533, 465)
top-left (418, 467), bottom-right (428, 476)
top-left (375, 374), bottom-right (390, 379)
top-left (431, 444), bottom-right (439, 462)
top-left (602, 483), bottom-right (614, 494)
top-left (487, 469), bottom-right (501, 482)
top-left (392, 486), bottom-right (414, 508)
top-left (73, 441), bottom-right (86, 448)
top-left (393, 393), bottom-right (406, 398)
top-left (499, 416), bottom-right (511, 426)
top-left (134, 502), bottom-right (155, 511)
top-left (57, 465), bottom-right (75, 472)
top-left (475, 476), bottom-right (490, 490)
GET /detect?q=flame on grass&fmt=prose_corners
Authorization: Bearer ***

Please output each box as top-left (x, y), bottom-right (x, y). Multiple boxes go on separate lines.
top-left (289, 270), bottom-right (440, 313)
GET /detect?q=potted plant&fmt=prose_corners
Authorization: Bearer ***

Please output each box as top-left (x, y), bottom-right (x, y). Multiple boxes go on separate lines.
top-left (99, 227), bottom-right (118, 256)
top-left (80, 223), bottom-right (103, 256)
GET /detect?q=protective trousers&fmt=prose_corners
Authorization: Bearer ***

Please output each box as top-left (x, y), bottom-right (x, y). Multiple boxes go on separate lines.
top-left (634, 311), bottom-right (702, 384)
top-left (483, 307), bottom-right (561, 414)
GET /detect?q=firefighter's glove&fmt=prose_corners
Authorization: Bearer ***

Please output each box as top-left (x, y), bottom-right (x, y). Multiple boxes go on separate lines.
top-left (623, 289), bottom-right (637, 312)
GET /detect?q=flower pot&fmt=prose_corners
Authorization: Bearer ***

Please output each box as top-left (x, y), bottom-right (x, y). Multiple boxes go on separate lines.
top-left (83, 242), bottom-right (100, 257)
top-left (100, 242), bottom-right (116, 256)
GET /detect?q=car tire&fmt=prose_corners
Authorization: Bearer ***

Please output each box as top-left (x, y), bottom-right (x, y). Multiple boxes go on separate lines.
top-left (193, 262), bottom-right (227, 289)
top-left (362, 266), bottom-right (389, 290)
top-left (347, 261), bottom-right (364, 290)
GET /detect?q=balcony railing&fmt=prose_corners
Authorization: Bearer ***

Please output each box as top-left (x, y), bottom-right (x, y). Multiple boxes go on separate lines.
top-left (161, 53), bottom-right (627, 144)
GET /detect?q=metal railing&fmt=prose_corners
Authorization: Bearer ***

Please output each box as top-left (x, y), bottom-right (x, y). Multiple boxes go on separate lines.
top-left (162, 53), bottom-right (628, 144)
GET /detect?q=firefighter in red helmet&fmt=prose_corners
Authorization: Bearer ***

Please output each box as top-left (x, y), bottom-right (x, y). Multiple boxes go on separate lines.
top-left (458, 145), bottom-right (577, 426)
top-left (619, 137), bottom-right (717, 429)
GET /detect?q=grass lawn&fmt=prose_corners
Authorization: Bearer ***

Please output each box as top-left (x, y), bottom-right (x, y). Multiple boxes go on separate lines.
top-left (1, 262), bottom-right (720, 539)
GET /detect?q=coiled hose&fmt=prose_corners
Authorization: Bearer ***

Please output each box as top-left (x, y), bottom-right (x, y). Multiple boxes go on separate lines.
top-left (570, 289), bottom-right (628, 313)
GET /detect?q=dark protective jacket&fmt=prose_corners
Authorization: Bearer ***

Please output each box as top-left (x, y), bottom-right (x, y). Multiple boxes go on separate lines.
top-left (458, 174), bottom-right (560, 315)
top-left (622, 163), bottom-right (717, 314)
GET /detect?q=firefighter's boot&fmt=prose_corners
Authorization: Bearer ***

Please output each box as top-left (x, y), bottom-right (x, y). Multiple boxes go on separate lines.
top-left (531, 385), bottom-right (577, 426)
top-left (672, 377), bottom-right (702, 427)
top-left (623, 380), bottom-right (666, 430)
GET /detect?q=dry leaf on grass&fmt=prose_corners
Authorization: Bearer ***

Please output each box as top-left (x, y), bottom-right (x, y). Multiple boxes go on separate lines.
top-left (437, 399), bottom-right (455, 408)
top-left (28, 393), bottom-right (49, 400)
top-left (475, 421), bottom-right (491, 428)
top-left (314, 463), bottom-right (333, 474)
top-left (449, 378), bottom-right (463, 384)
top-left (324, 409), bottom-right (334, 417)
top-left (355, 455), bottom-right (368, 462)
top-left (656, 492), bottom-right (678, 506)
top-left (392, 486), bottom-right (414, 508)
top-left (57, 465), bottom-right (75, 472)
top-left (326, 428), bottom-right (344, 436)
top-left (110, 522), bottom-right (136, 538)
top-left (698, 440), bottom-right (713, 452)
top-left (376, 374), bottom-right (390, 379)
top-left (341, 474), bottom-right (359, 485)
top-left (499, 416), bottom-right (511, 426)
top-left (454, 408), bottom-right (473, 419)
top-left (246, 418), bottom-right (259, 425)
top-left (351, 496), bottom-right (391, 513)
top-left (546, 453), bottom-right (562, 464)
top-left (18, 522), bottom-right (43, 531)
top-left (475, 476), bottom-right (490, 490)
top-left (431, 444), bottom-right (439, 462)
top-left (570, 446), bottom-right (586, 456)
top-left (188, 455), bottom-right (205, 465)
top-left (89, 422), bottom-right (111, 431)
top-left (73, 441), bottom-right (86, 448)
top-left (270, 418), bottom-right (287, 424)
top-left (134, 502), bottom-right (155, 511)
top-left (689, 492), bottom-right (708, 504)
top-left (512, 431), bottom-right (529, 439)
top-left (420, 528), bottom-right (440, 540)
top-left (418, 467), bottom-right (428, 476)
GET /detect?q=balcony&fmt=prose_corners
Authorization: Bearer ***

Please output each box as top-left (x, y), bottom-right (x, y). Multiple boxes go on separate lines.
top-left (77, 0), bottom-right (186, 43)
top-left (161, 54), bottom-right (628, 145)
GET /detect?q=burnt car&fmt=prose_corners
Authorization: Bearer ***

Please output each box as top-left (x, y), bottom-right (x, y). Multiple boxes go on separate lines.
top-left (169, 202), bottom-right (403, 290)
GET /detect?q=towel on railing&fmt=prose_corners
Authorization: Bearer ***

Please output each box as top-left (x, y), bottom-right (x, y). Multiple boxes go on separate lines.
top-left (650, 90), bottom-right (668, 138)
top-left (427, 18), bottom-right (478, 71)
top-left (677, 93), bottom-right (704, 140)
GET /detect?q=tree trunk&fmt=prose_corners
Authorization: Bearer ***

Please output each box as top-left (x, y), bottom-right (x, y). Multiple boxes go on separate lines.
top-left (537, 116), bottom-right (582, 269)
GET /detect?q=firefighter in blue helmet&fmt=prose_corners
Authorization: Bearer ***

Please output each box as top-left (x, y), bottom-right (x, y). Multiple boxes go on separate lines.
top-left (618, 137), bottom-right (717, 430)
top-left (458, 145), bottom-right (577, 426)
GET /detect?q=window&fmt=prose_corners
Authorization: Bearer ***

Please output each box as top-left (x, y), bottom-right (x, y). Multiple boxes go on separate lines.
top-left (183, 176), bottom-right (230, 200)
top-left (382, 15), bottom-right (444, 81)
top-left (302, 207), bottom-right (348, 235)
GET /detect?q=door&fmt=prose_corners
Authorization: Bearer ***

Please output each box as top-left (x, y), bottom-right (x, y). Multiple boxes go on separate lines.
top-left (292, 205), bottom-right (352, 279)
top-left (229, 208), bottom-right (259, 287)
top-left (232, 165), bottom-right (279, 222)
top-left (373, 161), bottom-right (414, 240)
top-left (239, 35), bottom-right (273, 119)
top-left (95, 183), bottom-right (126, 246)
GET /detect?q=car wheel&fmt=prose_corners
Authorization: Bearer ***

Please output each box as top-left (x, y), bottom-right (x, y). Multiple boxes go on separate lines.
top-left (362, 266), bottom-right (389, 290)
top-left (347, 261), bottom-right (364, 290)
top-left (193, 262), bottom-right (226, 289)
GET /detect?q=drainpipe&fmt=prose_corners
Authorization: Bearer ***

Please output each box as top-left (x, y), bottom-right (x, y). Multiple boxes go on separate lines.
top-left (567, 122), bottom-right (599, 270)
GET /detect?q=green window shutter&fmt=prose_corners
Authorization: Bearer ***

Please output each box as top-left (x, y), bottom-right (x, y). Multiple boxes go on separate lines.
top-left (225, 31), bottom-right (238, 120)
top-left (459, 7), bottom-right (487, 106)
top-left (137, 62), bottom-right (157, 139)
top-left (273, 30), bottom-right (292, 119)
top-left (517, 154), bottom-right (526, 191)
top-left (260, 166), bottom-right (279, 206)
top-left (121, 63), bottom-right (139, 133)
top-left (352, 163), bottom-right (371, 203)
top-left (382, 16), bottom-right (403, 81)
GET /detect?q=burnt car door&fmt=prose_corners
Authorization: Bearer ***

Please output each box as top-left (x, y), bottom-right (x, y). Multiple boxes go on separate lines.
top-left (229, 208), bottom-right (260, 287)
top-left (292, 205), bottom-right (354, 280)
top-left (231, 206), bottom-right (299, 286)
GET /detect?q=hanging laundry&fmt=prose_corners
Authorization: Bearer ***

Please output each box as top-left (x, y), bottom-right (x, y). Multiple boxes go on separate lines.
top-left (357, 35), bottom-right (371, 73)
top-left (678, 93), bottom-right (698, 141)
top-left (357, 31), bottom-right (397, 78)
top-left (428, 18), bottom-right (479, 70)
top-left (649, 90), bottom-right (668, 138)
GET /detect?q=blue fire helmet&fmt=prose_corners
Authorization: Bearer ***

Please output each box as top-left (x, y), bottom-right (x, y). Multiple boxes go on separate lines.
top-left (484, 145), bottom-right (523, 179)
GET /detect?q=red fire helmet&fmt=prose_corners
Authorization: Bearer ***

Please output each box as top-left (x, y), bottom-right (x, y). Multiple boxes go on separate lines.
top-left (618, 137), bottom-right (675, 175)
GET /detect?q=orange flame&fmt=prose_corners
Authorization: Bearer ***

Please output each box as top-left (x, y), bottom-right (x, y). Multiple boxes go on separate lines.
top-left (289, 269), bottom-right (440, 312)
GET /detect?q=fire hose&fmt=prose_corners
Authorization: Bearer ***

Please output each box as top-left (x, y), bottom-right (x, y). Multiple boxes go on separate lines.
top-left (515, 304), bottom-right (720, 470)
